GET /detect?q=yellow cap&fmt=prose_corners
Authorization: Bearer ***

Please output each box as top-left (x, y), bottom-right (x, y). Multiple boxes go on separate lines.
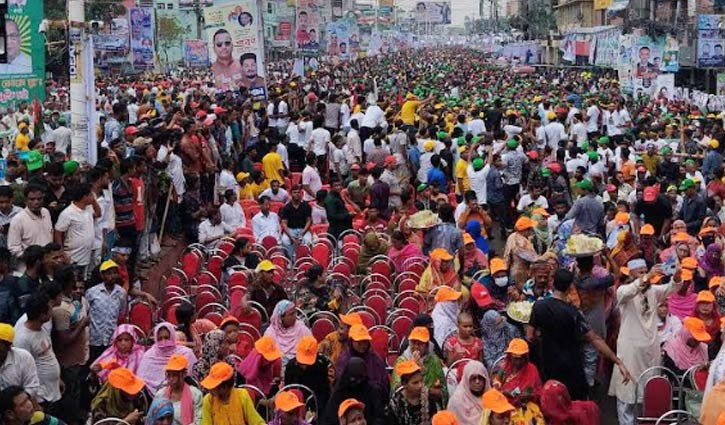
top-left (236, 172), bottom-right (250, 182)
top-left (99, 259), bottom-right (119, 272)
top-left (256, 260), bottom-right (276, 272)
top-left (0, 323), bottom-right (13, 343)
top-left (424, 140), bottom-right (436, 152)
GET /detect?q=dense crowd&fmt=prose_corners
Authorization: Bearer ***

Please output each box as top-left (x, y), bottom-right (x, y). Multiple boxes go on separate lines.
top-left (1, 47), bottom-right (725, 425)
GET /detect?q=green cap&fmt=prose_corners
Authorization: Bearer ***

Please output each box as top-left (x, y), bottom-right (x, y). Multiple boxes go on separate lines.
top-left (472, 158), bottom-right (484, 171)
top-left (506, 139), bottom-right (518, 149)
top-left (471, 136), bottom-right (481, 144)
top-left (437, 131), bottom-right (447, 140)
top-left (661, 146), bottom-right (672, 155)
top-left (456, 137), bottom-right (466, 147)
top-left (576, 179), bottom-right (594, 191)
top-left (541, 168), bottom-right (552, 177)
top-left (417, 183), bottom-right (429, 192)
top-left (597, 136), bottom-right (610, 145)
top-left (581, 141), bottom-right (590, 150)
top-left (26, 150), bottom-right (44, 172)
top-left (684, 158), bottom-right (696, 165)
top-left (679, 178), bottom-right (695, 191)
top-left (587, 151), bottom-right (598, 161)
top-left (63, 160), bottom-right (79, 176)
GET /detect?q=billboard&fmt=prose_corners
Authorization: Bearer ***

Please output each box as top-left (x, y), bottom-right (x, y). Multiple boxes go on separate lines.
top-left (203, 1), bottom-right (267, 98)
top-left (183, 39), bottom-right (210, 67)
top-left (295, 0), bottom-right (321, 57)
top-left (325, 20), bottom-right (359, 61)
top-left (0, 1), bottom-right (45, 106)
top-left (129, 7), bottom-right (156, 70)
top-left (414, 1), bottom-right (451, 24)
top-left (698, 15), bottom-right (725, 68)
top-left (272, 17), bottom-right (293, 48)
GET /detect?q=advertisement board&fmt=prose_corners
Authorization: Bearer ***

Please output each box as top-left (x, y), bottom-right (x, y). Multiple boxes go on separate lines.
top-left (0, 1), bottom-right (45, 106)
top-left (414, 1), bottom-right (451, 24)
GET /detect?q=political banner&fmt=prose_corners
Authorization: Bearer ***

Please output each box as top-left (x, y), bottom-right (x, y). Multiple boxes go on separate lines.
top-left (325, 20), bottom-right (358, 61)
top-left (698, 31), bottom-right (725, 67)
top-left (129, 7), bottom-right (156, 70)
top-left (0, 0), bottom-right (45, 107)
top-left (183, 40), bottom-right (210, 67)
top-left (593, 28), bottom-right (620, 68)
top-left (179, 0), bottom-right (213, 8)
top-left (653, 74), bottom-right (675, 100)
top-left (272, 17), bottom-right (293, 47)
top-left (295, 0), bottom-right (321, 57)
top-left (203, 1), bottom-right (267, 98)
top-left (718, 73), bottom-right (725, 96)
top-left (414, 2), bottom-right (451, 24)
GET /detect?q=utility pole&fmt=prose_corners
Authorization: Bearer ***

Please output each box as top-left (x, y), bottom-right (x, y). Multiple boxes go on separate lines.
top-left (69, 0), bottom-right (90, 164)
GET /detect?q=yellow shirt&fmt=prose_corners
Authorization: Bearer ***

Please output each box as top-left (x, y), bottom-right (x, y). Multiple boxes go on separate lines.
top-left (262, 152), bottom-right (285, 185)
top-left (400, 100), bottom-right (421, 125)
top-left (455, 159), bottom-right (470, 194)
top-left (250, 181), bottom-right (269, 199)
top-left (239, 184), bottom-right (255, 200)
top-left (201, 388), bottom-right (265, 425)
top-left (15, 133), bottom-right (29, 151)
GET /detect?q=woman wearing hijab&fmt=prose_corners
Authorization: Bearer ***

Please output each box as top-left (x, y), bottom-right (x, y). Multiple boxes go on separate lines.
top-left (269, 391), bottom-right (312, 425)
top-left (322, 358), bottom-right (386, 425)
top-left (662, 317), bottom-right (711, 376)
top-left (264, 300), bottom-right (312, 366)
top-left (357, 232), bottom-right (390, 274)
top-left (238, 335), bottom-right (283, 396)
top-left (691, 290), bottom-right (723, 358)
top-left (145, 398), bottom-right (175, 425)
top-left (657, 300), bottom-right (683, 345)
top-left (192, 330), bottom-right (240, 384)
top-left (491, 339), bottom-right (544, 424)
top-left (667, 266), bottom-right (698, 320)
top-left (91, 368), bottom-right (148, 424)
top-left (389, 231), bottom-right (423, 272)
top-left (335, 324), bottom-right (390, 398)
top-left (156, 354), bottom-right (203, 425)
top-left (446, 361), bottom-right (488, 425)
top-left (416, 248), bottom-right (460, 294)
top-left (480, 310), bottom-right (520, 370)
top-left (431, 287), bottom-right (461, 348)
top-left (503, 216), bottom-right (538, 287)
top-left (137, 322), bottom-right (198, 393)
top-left (539, 380), bottom-right (600, 425)
top-left (464, 220), bottom-right (489, 255)
top-left (698, 243), bottom-right (724, 291)
top-left (530, 211), bottom-right (550, 255)
top-left (90, 324), bottom-right (146, 382)
top-left (610, 230), bottom-right (640, 268)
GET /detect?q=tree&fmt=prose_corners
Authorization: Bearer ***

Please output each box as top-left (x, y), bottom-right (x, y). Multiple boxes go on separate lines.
top-left (157, 15), bottom-right (191, 67)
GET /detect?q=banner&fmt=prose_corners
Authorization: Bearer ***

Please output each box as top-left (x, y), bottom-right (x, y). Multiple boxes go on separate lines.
top-left (593, 0), bottom-right (613, 10)
top-left (130, 7), bottom-right (156, 70)
top-left (272, 17), bottom-right (293, 47)
top-left (718, 73), bottom-right (725, 96)
top-left (653, 74), bottom-right (675, 100)
top-left (295, 0), bottom-right (320, 57)
top-left (0, 1), bottom-right (45, 107)
top-left (500, 42), bottom-right (541, 64)
top-left (698, 15), bottom-right (725, 67)
top-left (183, 40), bottom-right (210, 67)
top-left (593, 28), bottom-right (620, 67)
top-left (203, 1), bottom-right (267, 98)
top-left (415, 1), bottom-right (451, 24)
top-left (180, 0), bottom-right (213, 8)
top-left (325, 20), bottom-right (359, 61)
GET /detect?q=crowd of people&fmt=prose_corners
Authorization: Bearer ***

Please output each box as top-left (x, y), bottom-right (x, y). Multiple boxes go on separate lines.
top-left (2, 47), bottom-right (725, 425)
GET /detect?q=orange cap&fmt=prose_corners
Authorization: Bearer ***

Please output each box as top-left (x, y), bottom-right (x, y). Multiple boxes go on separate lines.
top-left (697, 290), bottom-right (716, 303)
top-left (532, 207), bottom-right (550, 217)
top-left (220, 316), bottom-right (240, 330)
top-left (296, 335), bottom-right (318, 366)
top-left (505, 338), bottom-right (529, 356)
top-left (339, 312), bottom-right (363, 327)
top-left (432, 411), bottom-right (460, 425)
top-left (275, 391), bottom-right (305, 412)
top-left (672, 232), bottom-right (690, 243)
top-left (640, 224), bottom-right (655, 236)
top-left (699, 226), bottom-right (718, 236)
top-left (349, 324), bottom-right (372, 342)
top-left (165, 353), bottom-right (189, 371)
top-left (514, 216), bottom-right (535, 231)
top-left (717, 411), bottom-right (725, 425)
top-left (395, 359), bottom-right (422, 377)
top-left (431, 248), bottom-right (454, 262)
top-left (710, 276), bottom-right (723, 289)
top-left (621, 267), bottom-right (630, 276)
top-left (200, 362), bottom-right (234, 390)
top-left (435, 286), bottom-right (462, 303)
top-left (683, 317), bottom-right (712, 343)
top-left (650, 273), bottom-right (663, 284)
top-left (614, 212), bottom-right (630, 225)
top-left (681, 257), bottom-right (698, 270)
top-left (481, 388), bottom-right (515, 414)
top-left (108, 368), bottom-right (145, 395)
top-left (681, 268), bottom-right (694, 281)
top-left (409, 326), bottom-right (430, 343)
top-left (255, 335), bottom-right (282, 361)
top-left (489, 258), bottom-right (508, 275)
top-left (338, 398), bottom-right (365, 419)
top-left (463, 233), bottom-right (475, 245)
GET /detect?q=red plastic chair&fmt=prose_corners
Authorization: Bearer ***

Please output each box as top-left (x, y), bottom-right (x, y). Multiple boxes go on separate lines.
top-left (311, 318), bottom-right (337, 342)
top-left (205, 311), bottom-right (224, 326)
top-left (311, 244), bottom-right (331, 268)
top-left (229, 287), bottom-right (247, 317)
top-left (238, 308), bottom-right (263, 330)
top-left (195, 291), bottom-right (220, 313)
top-left (295, 244), bottom-right (312, 260)
top-left (398, 278), bottom-right (418, 293)
top-left (270, 202), bottom-right (285, 214)
top-left (369, 326), bottom-right (390, 360)
top-left (390, 315), bottom-right (413, 343)
top-left (331, 261), bottom-right (352, 277)
top-left (127, 300), bottom-right (154, 335)
top-left (181, 250), bottom-right (203, 279)
top-left (164, 268), bottom-right (188, 287)
top-left (195, 271), bottom-right (219, 288)
top-left (270, 255), bottom-right (290, 272)
top-left (228, 271), bottom-right (250, 287)
top-left (365, 295), bottom-right (390, 325)
top-left (636, 367), bottom-right (677, 424)
top-left (261, 235), bottom-right (278, 251)
top-left (311, 223), bottom-right (330, 235)
top-left (291, 172), bottom-right (302, 186)
top-left (207, 255), bottom-right (225, 282)
top-left (370, 261), bottom-right (392, 278)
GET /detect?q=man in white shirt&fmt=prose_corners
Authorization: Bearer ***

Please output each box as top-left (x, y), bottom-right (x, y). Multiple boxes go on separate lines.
top-left (259, 180), bottom-right (290, 203)
top-left (585, 99), bottom-right (601, 137)
top-left (467, 157), bottom-right (489, 205)
top-left (218, 160), bottom-right (239, 195)
top-left (569, 113), bottom-right (588, 147)
top-left (346, 120), bottom-right (363, 164)
top-left (310, 117), bottom-right (331, 174)
top-left (127, 98), bottom-right (139, 125)
top-left (251, 196), bottom-right (282, 242)
top-left (302, 153), bottom-right (323, 202)
top-left (198, 206), bottom-right (227, 249)
top-left (54, 183), bottom-right (97, 277)
top-left (219, 189), bottom-right (246, 232)
top-left (468, 112), bottom-right (486, 136)
top-left (360, 101), bottom-right (387, 141)
top-left (298, 112), bottom-right (314, 150)
top-left (516, 185), bottom-right (549, 213)
top-left (51, 118), bottom-right (72, 156)
top-left (543, 113), bottom-right (567, 152)
top-left (0, 323), bottom-right (41, 400)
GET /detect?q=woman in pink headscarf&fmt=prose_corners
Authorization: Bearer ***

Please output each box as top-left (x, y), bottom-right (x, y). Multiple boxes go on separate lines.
top-left (263, 300), bottom-right (312, 367)
top-left (90, 324), bottom-right (145, 382)
top-left (662, 317), bottom-right (710, 376)
top-left (137, 322), bottom-right (197, 392)
top-left (446, 360), bottom-right (489, 425)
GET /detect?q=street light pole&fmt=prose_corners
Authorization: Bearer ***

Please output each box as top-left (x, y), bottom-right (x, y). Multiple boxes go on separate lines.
top-left (69, 0), bottom-right (89, 163)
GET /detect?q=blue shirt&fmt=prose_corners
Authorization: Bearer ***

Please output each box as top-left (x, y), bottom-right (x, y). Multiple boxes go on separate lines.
top-left (703, 150), bottom-right (723, 179)
top-left (427, 167), bottom-right (447, 193)
top-left (86, 283), bottom-right (126, 346)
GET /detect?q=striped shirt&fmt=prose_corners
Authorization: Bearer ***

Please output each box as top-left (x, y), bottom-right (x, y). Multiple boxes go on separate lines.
top-left (112, 177), bottom-right (135, 229)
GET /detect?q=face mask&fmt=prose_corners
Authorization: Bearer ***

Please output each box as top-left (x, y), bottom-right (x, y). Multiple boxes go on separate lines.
top-left (494, 277), bottom-right (509, 287)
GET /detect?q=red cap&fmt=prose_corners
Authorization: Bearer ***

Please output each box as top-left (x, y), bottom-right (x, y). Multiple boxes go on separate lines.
top-left (643, 186), bottom-right (657, 202)
top-left (124, 126), bottom-right (139, 136)
top-left (606, 184), bottom-right (616, 192)
top-left (214, 106), bottom-right (227, 114)
top-left (527, 151), bottom-right (539, 160)
top-left (547, 163), bottom-right (562, 174)
top-left (637, 165), bottom-right (646, 173)
top-left (195, 110), bottom-right (207, 119)
top-left (384, 155), bottom-right (397, 166)
top-left (471, 282), bottom-right (493, 307)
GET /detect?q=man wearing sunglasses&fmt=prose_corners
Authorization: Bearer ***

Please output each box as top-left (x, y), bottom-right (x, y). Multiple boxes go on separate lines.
top-left (210, 28), bottom-right (242, 91)
top-left (239, 52), bottom-right (267, 100)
